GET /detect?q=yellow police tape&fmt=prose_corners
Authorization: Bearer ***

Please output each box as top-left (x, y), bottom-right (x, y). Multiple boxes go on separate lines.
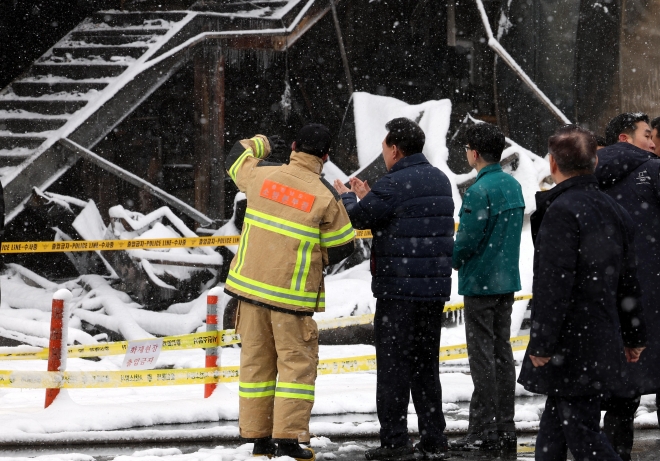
top-left (0, 331), bottom-right (242, 361)
top-left (0, 226), bottom-right (466, 253)
top-left (0, 335), bottom-right (531, 388)
top-left (0, 231), bottom-right (375, 254)
top-left (0, 295), bottom-right (533, 361)
top-left (315, 294), bottom-right (533, 330)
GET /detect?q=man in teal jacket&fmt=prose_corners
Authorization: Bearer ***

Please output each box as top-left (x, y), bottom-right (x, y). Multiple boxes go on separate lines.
top-left (450, 123), bottom-right (525, 455)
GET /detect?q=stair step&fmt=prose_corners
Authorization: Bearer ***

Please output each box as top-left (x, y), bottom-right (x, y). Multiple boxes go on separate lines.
top-left (12, 81), bottom-right (108, 97)
top-left (0, 100), bottom-right (87, 115)
top-left (0, 149), bottom-right (34, 167)
top-left (0, 136), bottom-right (47, 150)
top-left (68, 32), bottom-right (162, 46)
top-left (0, 118), bottom-right (69, 133)
top-left (73, 27), bottom-right (168, 37)
top-left (32, 63), bottom-right (128, 79)
top-left (52, 45), bottom-right (149, 60)
top-left (89, 12), bottom-right (187, 28)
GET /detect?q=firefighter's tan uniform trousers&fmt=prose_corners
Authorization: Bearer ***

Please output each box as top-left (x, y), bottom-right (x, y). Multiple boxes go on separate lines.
top-left (236, 301), bottom-right (319, 442)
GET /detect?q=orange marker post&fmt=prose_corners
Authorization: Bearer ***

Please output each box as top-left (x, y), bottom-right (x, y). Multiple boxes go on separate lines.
top-left (204, 287), bottom-right (224, 398)
top-left (44, 289), bottom-right (72, 408)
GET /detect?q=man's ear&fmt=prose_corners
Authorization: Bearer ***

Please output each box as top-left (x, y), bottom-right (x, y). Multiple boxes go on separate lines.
top-left (321, 153), bottom-right (329, 163)
top-left (618, 133), bottom-right (630, 143)
top-left (548, 154), bottom-right (558, 174)
top-left (291, 141), bottom-right (297, 151)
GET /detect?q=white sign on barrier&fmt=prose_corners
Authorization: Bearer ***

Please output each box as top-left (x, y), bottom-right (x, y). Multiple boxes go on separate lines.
top-left (121, 338), bottom-right (163, 370)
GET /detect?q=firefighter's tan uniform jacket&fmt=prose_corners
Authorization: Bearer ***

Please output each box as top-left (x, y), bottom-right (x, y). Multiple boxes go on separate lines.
top-left (224, 135), bottom-right (355, 443)
top-left (224, 135), bottom-right (355, 314)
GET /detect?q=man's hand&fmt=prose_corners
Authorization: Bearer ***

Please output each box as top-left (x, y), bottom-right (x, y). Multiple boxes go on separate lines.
top-left (529, 355), bottom-right (551, 368)
top-left (624, 346), bottom-right (645, 363)
top-left (333, 179), bottom-right (351, 195)
top-left (349, 177), bottom-right (371, 199)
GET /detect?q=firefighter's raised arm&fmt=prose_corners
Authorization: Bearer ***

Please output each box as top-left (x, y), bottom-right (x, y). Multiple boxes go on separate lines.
top-left (225, 134), bottom-right (272, 191)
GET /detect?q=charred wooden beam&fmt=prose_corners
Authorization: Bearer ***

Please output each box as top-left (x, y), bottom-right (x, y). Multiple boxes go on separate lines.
top-left (59, 138), bottom-right (214, 227)
top-left (225, 1), bottom-right (333, 51)
top-left (194, 44), bottom-right (226, 222)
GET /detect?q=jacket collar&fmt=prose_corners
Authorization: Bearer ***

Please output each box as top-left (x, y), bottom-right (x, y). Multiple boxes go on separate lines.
top-left (476, 163), bottom-right (502, 181)
top-left (531, 174), bottom-right (599, 243)
top-left (288, 151), bottom-right (324, 175)
top-left (389, 153), bottom-right (429, 174)
top-left (596, 142), bottom-right (656, 189)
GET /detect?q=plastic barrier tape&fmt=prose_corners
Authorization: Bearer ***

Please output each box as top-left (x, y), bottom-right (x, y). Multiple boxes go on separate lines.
top-left (315, 294), bottom-right (533, 330)
top-left (0, 367), bottom-right (222, 389)
top-left (0, 225), bottom-right (459, 254)
top-left (0, 335), bottom-right (530, 388)
top-left (0, 295), bottom-right (532, 361)
top-left (0, 331), bottom-right (241, 361)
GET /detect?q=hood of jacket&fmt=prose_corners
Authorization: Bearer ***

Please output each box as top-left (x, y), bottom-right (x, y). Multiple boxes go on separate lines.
top-left (596, 142), bottom-right (656, 189)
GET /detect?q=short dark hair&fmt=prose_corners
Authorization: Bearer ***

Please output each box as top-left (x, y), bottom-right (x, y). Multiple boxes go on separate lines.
top-left (595, 135), bottom-right (607, 147)
top-left (548, 124), bottom-right (597, 175)
top-left (384, 118), bottom-right (425, 156)
top-left (295, 123), bottom-right (332, 158)
top-left (605, 113), bottom-right (650, 146)
top-left (465, 122), bottom-right (506, 163)
top-left (651, 116), bottom-right (660, 132)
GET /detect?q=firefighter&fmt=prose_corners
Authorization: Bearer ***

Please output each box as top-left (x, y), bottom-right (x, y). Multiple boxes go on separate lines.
top-left (224, 124), bottom-right (355, 461)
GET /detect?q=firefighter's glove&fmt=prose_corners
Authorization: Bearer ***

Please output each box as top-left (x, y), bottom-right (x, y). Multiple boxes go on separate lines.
top-left (268, 135), bottom-right (290, 164)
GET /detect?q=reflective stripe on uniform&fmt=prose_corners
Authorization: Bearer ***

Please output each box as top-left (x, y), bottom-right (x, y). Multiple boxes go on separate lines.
top-left (229, 148), bottom-right (254, 181)
top-left (234, 223), bottom-right (251, 274)
top-left (320, 222), bottom-right (355, 247)
top-left (244, 208), bottom-right (320, 242)
top-left (239, 380), bottom-right (276, 398)
top-left (226, 271), bottom-right (325, 309)
top-left (252, 137), bottom-right (265, 158)
top-left (291, 240), bottom-right (313, 292)
top-left (275, 382), bottom-right (315, 401)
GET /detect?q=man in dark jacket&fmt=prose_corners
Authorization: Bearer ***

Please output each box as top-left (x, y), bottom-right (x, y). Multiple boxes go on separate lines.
top-left (518, 125), bottom-right (646, 461)
top-left (451, 123), bottom-right (524, 454)
top-left (595, 112), bottom-right (660, 460)
top-left (334, 118), bottom-right (454, 461)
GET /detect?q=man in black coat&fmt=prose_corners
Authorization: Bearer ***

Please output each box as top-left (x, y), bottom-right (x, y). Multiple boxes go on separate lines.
top-left (334, 118), bottom-right (454, 461)
top-left (594, 112), bottom-right (660, 460)
top-left (518, 125), bottom-right (647, 461)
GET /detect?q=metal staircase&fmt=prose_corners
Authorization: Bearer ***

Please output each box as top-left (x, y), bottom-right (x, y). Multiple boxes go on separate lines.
top-left (0, 0), bottom-right (333, 222)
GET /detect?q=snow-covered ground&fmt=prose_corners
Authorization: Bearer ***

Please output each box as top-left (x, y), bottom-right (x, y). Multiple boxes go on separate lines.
top-left (0, 323), bottom-right (657, 445)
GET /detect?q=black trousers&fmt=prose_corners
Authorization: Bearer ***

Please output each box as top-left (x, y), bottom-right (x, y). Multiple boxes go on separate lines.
top-left (374, 298), bottom-right (447, 449)
top-left (536, 395), bottom-right (622, 461)
top-left (464, 293), bottom-right (516, 434)
top-left (602, 395), bottom-right (641, 461)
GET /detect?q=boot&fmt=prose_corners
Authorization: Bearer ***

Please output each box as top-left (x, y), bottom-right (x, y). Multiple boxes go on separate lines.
top-left (449, 431), bottom-right (499, 452)
top-left (252, 437), bottom-right (277, 458)
top-left (414, 438), bottom-right (450, 459)
top-left (275, 439), bottom-right (315, 461)
top-left (364, 444), bottom-right (415, 461)
top-left (498, 431), bottom-right (517, 454)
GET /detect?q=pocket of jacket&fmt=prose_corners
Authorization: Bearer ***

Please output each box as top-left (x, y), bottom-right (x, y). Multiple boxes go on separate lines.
top-left (302, 316), bottom-right (318, 342)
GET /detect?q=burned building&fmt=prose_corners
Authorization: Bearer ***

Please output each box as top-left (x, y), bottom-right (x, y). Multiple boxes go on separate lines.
top-left (0, 0), bottom-right (659, 283)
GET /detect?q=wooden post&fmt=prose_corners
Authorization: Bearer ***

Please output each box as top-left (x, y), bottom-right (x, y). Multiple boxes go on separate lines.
top-left (194, 43), bottom-right (226, 224)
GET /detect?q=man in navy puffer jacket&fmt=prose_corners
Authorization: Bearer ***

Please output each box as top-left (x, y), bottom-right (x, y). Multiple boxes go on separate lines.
top-left (334, 118), bottom-right (454, 461)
